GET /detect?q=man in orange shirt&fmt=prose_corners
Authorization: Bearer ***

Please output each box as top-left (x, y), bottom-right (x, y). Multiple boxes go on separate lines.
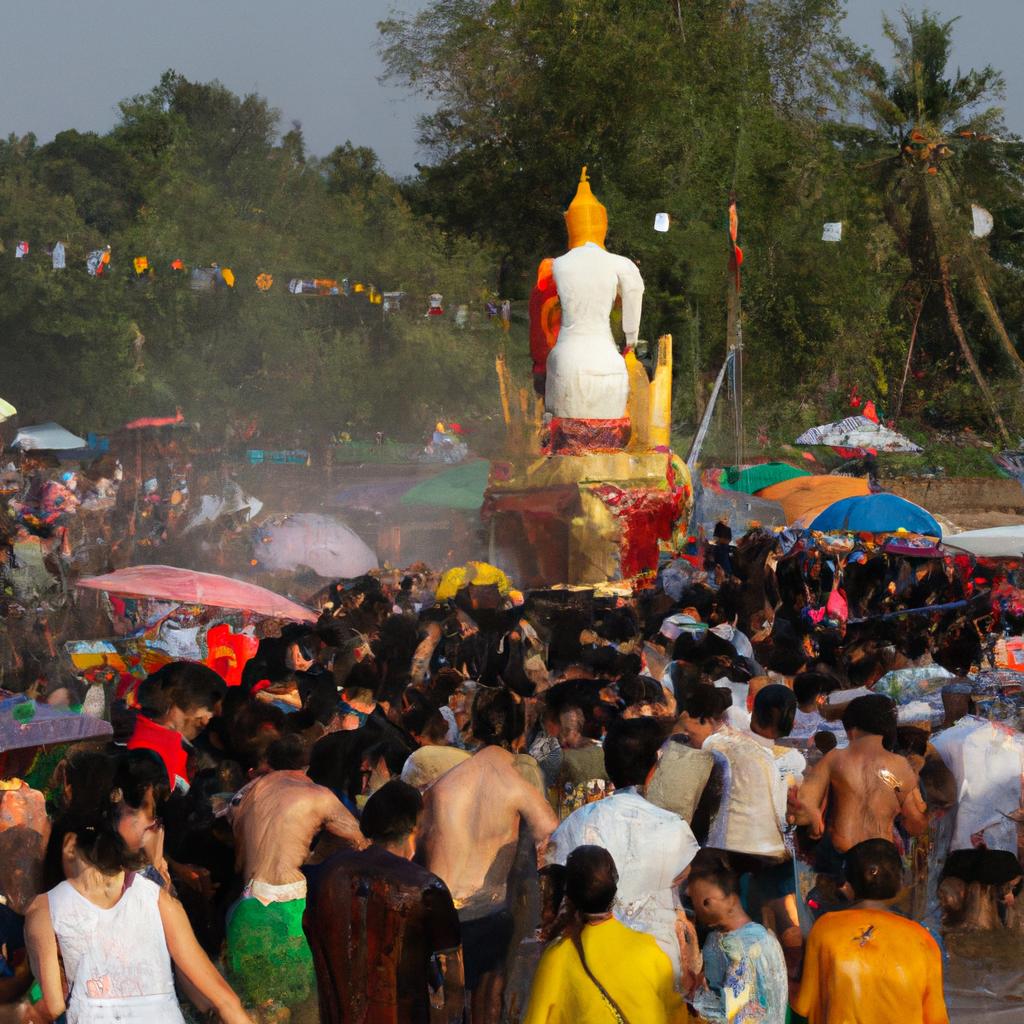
top-left (793, 839), bottom-right (948, 1024)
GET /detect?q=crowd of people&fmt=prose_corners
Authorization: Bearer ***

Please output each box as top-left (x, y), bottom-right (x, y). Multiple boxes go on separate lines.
top-left (3, 523), bottom-right (1021, 1024)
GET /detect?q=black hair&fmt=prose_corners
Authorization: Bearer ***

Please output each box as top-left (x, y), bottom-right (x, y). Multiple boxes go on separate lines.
top-left (136, 661), bottom-right (226, 720)
top-left (752, 684), bottom-right (797, 738)
top-left (603, 717), bottom-right (666, 789)
top-left (401, 689), bottom-right (435, 736)
top-left (226, 700), bottom-right (285, 768)
top-left (63, 748), bottom-right (119, 815)
top-left (565, 845), bottom-right (619, 915)
top-left (843, 839), bottom-right (903, 900)
top-left (265, 734), bottom-right (309, 771)
top-left (359, 780), bottom-right (423, 844)
top-left (113, 748), bottom-right (171, 811)
top-left (681, 685), bottom-right (731, 723)
top-left (842, 694), bottom-right (898, 751)
top-left (814, 731), bottom-right (838, 754)
top-left (342, 660), bottom-right (380, 701)
top-left (687, 847), bottom-right (741, 898)
top-left (793, 672), bottom-right (826, 707)
top-left (618, 675), bottom-right (665, 708)
top-left (44, 811), bottom-right (144, 889)
top-left (424, 668), bottom-right (464, 709)
top-left (471, 686), bottom-right (525, 748)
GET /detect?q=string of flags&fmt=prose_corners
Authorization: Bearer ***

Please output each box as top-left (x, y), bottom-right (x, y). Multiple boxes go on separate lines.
top-left (2, 238), bottom-right (388, 300)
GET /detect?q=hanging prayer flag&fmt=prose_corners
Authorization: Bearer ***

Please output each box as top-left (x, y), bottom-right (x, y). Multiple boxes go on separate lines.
top-left (15, 241), bottom-right (28, 259)
top-left (52, 242), bottom-right (66, 269)
top-left (86, 248), bottom-right (110, 276)
top-left (133, 256), bottom-right (150, 277)
top-left (255, 273), bottom-right (273, 292)
top-left (822, 222), bottom-right (843, 242)
top-left (727, 198), bottom-right (743, 292)
top-left (170, 258), bottom-right (185, 271)
top-left (971, 204), bottom-right (994, 238)
top-left (220, 267), bottom-right (235, 288)
top-left (654, 212), bottom-right (670, 232)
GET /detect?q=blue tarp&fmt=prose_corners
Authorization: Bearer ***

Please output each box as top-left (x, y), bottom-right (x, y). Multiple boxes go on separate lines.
top-left (808, 493), bottom-right (941, 537)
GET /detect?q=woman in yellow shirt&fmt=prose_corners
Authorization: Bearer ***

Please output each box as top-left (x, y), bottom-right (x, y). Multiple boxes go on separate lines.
top-left (524, 845), bottom-right (688, 1024)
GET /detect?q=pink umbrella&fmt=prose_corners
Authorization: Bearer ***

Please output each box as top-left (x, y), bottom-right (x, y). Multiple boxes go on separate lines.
top-left (77, 565), bottom-right (317, 623)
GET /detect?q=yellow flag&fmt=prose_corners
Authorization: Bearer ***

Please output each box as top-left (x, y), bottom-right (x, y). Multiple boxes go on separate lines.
top-left (221, 267), bottom-right (235, 288)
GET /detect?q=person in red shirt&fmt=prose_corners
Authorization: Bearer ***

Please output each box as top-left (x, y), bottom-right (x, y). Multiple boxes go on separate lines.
top-left (127, 662), bottom-right (226, 792)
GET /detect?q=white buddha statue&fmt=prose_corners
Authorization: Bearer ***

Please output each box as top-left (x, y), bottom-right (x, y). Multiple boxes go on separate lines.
top-left (545, 168), bottom-right (645, 421)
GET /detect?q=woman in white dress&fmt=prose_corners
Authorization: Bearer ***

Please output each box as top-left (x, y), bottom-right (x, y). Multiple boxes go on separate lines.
top-left (25, 813), bottom-right (251, 1024)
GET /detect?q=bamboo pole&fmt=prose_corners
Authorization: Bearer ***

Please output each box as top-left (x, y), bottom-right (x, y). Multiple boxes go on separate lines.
top-left (940, 256), bottom-right (1010, 444)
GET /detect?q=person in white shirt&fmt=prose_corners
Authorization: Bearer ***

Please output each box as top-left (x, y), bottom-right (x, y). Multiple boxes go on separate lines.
top-left (545, 717), bottom-right (699, 981)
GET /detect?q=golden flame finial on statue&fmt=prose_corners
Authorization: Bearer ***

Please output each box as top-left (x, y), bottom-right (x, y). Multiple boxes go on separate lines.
top-left (565, 166), bottom-right (608, 250)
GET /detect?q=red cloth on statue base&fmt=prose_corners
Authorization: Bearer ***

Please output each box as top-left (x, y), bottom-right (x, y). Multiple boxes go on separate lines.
top-left (543, 417), bottom-right (630, 455)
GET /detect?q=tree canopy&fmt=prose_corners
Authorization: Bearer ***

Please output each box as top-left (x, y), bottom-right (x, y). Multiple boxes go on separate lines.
top-left (1, 6), bottom-right (1022, 454)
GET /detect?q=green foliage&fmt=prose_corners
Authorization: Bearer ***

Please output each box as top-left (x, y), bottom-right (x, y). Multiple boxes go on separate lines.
top-left (381, 1), bottom-right (1024, 447)
top-left (0, 71), bottom-right (498, 441)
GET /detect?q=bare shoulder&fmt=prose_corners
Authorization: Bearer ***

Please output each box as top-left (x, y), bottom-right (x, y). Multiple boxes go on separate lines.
top-left (25, 892), bottom-right (50, 922)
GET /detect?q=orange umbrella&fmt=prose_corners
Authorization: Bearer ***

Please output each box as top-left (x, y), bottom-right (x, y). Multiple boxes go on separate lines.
top-left (757, 476), bottom-right (871, 527)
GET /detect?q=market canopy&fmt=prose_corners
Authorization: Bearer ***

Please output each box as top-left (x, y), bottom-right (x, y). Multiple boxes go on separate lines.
top-left (0, 398), bottom-right (16, 422)
top-left (943, 525), bottom-right (1024, 560)
top-left (808, 493), bottom-right (941, 537)
top-left (78, 565), bottom-right (318, 622)
top-left (719, 462), bottom-right (809, 495)
top-left (795, 416), bottom-right (922, 453)
top-left (757, 475), bottom-right (871, 526)
top-left (253, 513), bottom-right (378, 579)
top-left (0, 692), bottom-right (112, 752)
top-left (400, 459), bottom-right (490, 511)
top-left (12, 422), bottom-right (87, 451)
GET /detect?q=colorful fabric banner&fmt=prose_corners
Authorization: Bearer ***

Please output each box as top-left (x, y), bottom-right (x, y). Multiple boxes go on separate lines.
top-left (15, 241), bottom-right (28, 259)
top-left (86, 248), bottom-right (110, 276)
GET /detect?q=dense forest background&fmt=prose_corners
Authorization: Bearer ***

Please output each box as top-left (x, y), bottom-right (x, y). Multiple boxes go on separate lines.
top-left (1, 2), bottom-right (1022, 462)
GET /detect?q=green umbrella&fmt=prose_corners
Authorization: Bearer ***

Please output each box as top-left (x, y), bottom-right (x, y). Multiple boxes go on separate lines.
top-left (399, 460), bottom-right (490, 511)
top-left (720, 461), bottom-right (809, 495)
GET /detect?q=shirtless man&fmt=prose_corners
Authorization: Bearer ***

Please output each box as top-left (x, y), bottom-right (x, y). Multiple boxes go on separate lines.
top-left (418, 686), bottom-right (558, 1024)
top-left (227, 770), bottom-right (366, 1020)
top-left (790, 695), bottom-right (928, 878)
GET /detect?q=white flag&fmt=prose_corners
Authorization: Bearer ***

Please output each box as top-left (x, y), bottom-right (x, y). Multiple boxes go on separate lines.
top-left (971, 204), bottom-right (994, 238)
top-left (654, 212), bottom-right (670, 232)
top-left (822, 222), bottom-right (842, 242)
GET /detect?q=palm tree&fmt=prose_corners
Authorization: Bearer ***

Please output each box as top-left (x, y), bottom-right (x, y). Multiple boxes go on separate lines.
top-left (846, 9), bottom-right (1024, 442)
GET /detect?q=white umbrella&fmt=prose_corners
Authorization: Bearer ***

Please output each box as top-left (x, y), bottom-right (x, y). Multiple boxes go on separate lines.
top-left (254, 513), bottom-right (378, 579)
top-left (943, 525), bottom-right (1024, 559)
top-left (795, 415), bottom-right (922, 453)
top-left (12, 422), bottom-right (86, 451)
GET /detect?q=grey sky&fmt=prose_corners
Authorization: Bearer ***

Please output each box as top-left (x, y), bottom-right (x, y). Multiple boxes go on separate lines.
top-left (1, 2), bottom-right (1019, 175)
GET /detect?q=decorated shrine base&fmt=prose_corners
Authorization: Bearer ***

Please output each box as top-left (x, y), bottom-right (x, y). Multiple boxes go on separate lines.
top-left (483, 450), bottom-right (690, 588)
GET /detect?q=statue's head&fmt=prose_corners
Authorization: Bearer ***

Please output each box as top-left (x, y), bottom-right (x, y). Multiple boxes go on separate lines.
top-left (564, 167), bottom-right (607, 249)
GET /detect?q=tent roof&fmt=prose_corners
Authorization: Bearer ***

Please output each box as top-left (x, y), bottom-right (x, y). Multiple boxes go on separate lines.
top-left (400, 460), bottom-right (490, 511)
top-left (808, 493), bottom-right (941, 537)
top-left (78, 565), bottom-right (317, 622)
top-left (720, 462), bottom-right (810, 495)
top-left (795, 416), bottom-right (922, 453)
top-left (943, 525), bottom-right (1024, 559)
top-left (757, 475), bottom-right (871, 526)
top-left (12, 422), bottom-right (87, 451)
